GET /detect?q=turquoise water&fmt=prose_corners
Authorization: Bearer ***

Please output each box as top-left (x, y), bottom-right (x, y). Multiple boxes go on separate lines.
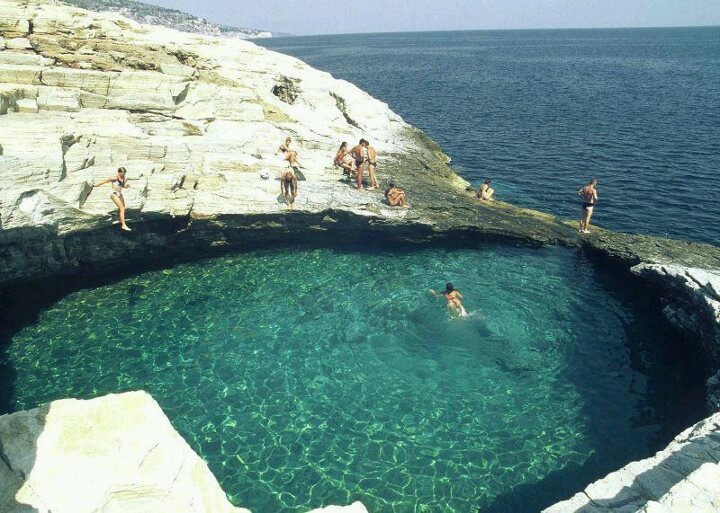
top-left (3, 246), bottom-right (702, 512)
top-left (260, 28), bottom-right (720, 245)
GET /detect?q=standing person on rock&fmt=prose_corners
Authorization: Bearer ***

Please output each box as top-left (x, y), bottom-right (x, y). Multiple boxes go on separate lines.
top-left (365, 140), bottom-right (380, 190)
top-left (93, 166), bottom-right (132, 231)
top-left (351, 138), bottom-right (369, 191)
top-left (578, 178), bottom-right (598, 234)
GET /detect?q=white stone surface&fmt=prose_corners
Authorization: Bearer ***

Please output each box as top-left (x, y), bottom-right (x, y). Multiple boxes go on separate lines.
top-left (543, 413), bottom-right (720, 513)
top-left (0, 391), bottom-right (251, 513)
top-left (0, 0), bottom-right (420, 235)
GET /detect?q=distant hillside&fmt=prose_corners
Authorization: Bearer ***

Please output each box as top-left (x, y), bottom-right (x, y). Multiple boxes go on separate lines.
top-left (60, 0), bottom-right (273, 38)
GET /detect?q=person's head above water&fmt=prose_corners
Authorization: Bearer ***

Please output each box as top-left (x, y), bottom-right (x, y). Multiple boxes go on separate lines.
top-left (445, 283), bottom-right (454, 293)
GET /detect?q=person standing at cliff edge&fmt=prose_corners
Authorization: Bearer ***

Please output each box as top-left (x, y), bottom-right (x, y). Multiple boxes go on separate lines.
top-left (93, 166), bottom-right (132, 232)
top-left (365, 140), bottom-right (380, 190)
top-left (351, 138), bottom-right (369, 191)
top-left (578, 178), bottom-right (598, 234)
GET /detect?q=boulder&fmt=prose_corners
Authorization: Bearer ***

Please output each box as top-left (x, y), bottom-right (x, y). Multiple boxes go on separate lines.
top-left (0, 391), bottom-right (251, 513)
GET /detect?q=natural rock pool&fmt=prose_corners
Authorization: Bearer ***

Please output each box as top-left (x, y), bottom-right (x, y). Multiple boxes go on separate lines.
top-left (1, 245), bottom-right (706, 512)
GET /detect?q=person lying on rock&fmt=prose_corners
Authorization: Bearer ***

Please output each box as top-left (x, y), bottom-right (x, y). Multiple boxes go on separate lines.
top-left (334, 141), bottom-right (356, 179)
top-left (279, 136), bottom-right (304, 170)
top-left (476, 179), bottom-right (494, 201)
top-left (384, 182), bottom-right (409, 207)
top-left (281, 170), bottom-right (298, 207)
top-left (93, 166), bottom-right (132, 231)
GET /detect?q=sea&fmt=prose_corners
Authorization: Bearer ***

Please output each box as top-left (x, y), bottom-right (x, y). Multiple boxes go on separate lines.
top-left (259, 27), bottom-right (720, 246)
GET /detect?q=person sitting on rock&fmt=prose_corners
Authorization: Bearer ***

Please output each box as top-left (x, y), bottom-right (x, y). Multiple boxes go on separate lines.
top-left (334, 142), bottom-right (356, 179)
top-left (384, 182), bottom-right (409, 207)
top-left (365, 140), bottom-right (380, 189)
top-left (477, 179), bottom-right (494, 201)
top-left (279, 136), bottom-right (304, 170)
top-left (351, 138), bottom-right (369, 191)
top-left (281, 170), bottom-right (298, 207)
top-left (93, 166), bottom-right (132, 231)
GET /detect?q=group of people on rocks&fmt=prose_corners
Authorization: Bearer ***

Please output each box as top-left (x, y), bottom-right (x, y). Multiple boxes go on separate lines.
top-left (93, 138), bottom-right (599, 237)
top-left (333, 139), bottom-right (380, 191)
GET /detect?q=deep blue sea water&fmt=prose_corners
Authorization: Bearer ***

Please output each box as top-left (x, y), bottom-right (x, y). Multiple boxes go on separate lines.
top-left (3, 246), bottom-right (704, 512)
top-left (259, 27), bottom-right (720, 245)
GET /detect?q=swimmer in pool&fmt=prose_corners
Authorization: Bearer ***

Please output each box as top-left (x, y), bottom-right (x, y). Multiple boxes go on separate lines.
top-left (430, 282), bottom-right (468, 317)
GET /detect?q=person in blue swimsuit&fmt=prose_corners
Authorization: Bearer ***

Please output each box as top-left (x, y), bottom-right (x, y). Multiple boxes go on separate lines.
top-left (93, 166), bottom-right (132, 231)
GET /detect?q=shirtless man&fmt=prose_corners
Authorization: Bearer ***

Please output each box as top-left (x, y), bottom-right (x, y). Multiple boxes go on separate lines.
top-left (578, 178), bottom-right (598, 234)
top-left (351, 138), bottom-right (369, 191)
top-left (476, 179), bottom-right (494, 201)
top-left (365, 140), bottom-right (380, 189)
top-left (281, 170), bottom-right (298, 207)
top-left (279, 136), bottom-right (304, 169)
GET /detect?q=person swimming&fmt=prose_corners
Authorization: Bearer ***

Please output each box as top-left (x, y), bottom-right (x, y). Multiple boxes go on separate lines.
top-left (430, 282), bottom-right (468, 317)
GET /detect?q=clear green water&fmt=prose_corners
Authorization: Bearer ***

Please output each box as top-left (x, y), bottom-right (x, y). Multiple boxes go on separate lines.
top-left (4, 246), bottom-right (702, 512)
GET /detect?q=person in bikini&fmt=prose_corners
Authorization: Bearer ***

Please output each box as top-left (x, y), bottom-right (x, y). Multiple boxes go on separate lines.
top-left (384, 182), bottom-right (409, 207)
top-left (476, 179), bottom-right (494, 201)
top-left (281, 170), bottom-right (298, 207)
top-left (351, 138), bottom-right (369, 191)
top-left (365, 140), bottom-right (380, 189)
top-left (431, 283), bottom-right (468, 317)
top-left (279, 136), bottom-right (304, 169)
top-left (334, 142), bottom-right (356, 179)
top-left (578, 178), bottom-right (598, 234)
top-left (93, 166), bottom-right (132, 231)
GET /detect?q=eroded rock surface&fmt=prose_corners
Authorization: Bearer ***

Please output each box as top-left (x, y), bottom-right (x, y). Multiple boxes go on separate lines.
top-left (543, 413), bottom-right (720, 513)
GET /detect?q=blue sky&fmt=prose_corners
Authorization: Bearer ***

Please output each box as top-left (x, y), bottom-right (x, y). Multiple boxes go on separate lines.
top-left (146, 0), bottom-right (720, 35)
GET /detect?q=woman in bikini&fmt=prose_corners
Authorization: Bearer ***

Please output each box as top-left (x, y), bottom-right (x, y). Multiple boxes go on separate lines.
top-left (578, 178), bottom-right (598, 234)
top-left (334, 142), bottom-right (355, 179)
top-left (93, 166), bottom-right (131, 231)
top-left (279, 136), bottom-right (304, 169)
top-left (430, 283), bottom-right (468, 317)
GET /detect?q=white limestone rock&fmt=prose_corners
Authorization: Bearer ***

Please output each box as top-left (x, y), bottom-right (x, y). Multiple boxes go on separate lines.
top-left (14, 97), bottom-right (37, 112)
top-left (5, 37), bottom-right (32, 50)
top-left (308, 502), bottom-right (370, 513)
top-left (0, 391), bottom-right (250, 513)
top-left (543, 413), bottom-right (720, 513)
